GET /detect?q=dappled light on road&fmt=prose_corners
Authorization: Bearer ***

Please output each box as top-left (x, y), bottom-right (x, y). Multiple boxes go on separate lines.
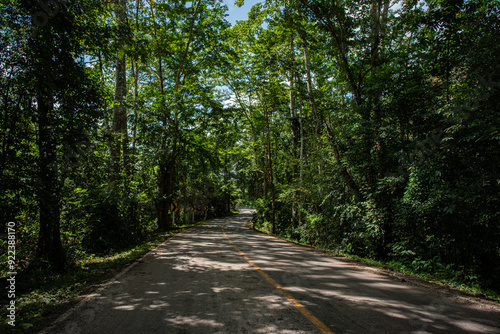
top-left (43, 210), bottom-right (500, 334)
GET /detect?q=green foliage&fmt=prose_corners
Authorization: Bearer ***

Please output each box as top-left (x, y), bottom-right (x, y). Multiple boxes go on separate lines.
top-left (0, 0), bottom-right (235, 273)
top-left (1, 0), bottom-right (500, 319)
top-left (239, 0), bottom-right (500, 293)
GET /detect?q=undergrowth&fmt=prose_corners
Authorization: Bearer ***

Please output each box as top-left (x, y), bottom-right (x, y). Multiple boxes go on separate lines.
top-left (253, 220), bottom-right (500, 304)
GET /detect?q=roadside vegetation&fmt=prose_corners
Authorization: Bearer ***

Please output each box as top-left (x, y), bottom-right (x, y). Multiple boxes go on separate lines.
top-left (0, 219), bottom-right (213, 333)
top-left (1, 0), bottom-right (499, 330)
top-left (253, 215), bottom-right (500, 303)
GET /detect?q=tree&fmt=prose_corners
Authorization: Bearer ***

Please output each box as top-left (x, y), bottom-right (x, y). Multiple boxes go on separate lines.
top-left (110, 0), bottom-right (130, 178)
top-left (0, 0), bottom-right (106, 270)
top-left (138, 0), bottom-right (231, 230)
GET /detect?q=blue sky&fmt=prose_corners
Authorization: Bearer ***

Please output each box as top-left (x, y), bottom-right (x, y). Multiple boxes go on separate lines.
top-left (222, 0), bottom-right (262, 25)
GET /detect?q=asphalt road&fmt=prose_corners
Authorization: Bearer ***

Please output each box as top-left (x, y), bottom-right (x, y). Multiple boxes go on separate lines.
top-left (41, 208), bottom-right (500, 334)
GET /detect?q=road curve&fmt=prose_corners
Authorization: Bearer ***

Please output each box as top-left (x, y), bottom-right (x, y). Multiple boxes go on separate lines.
top-left (41, 208), bottom-right (500, 334)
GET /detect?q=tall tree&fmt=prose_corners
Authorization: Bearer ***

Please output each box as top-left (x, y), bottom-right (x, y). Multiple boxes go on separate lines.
top-left (140, 0), bottom-right (231, 230)
top-left (22, 0), bottom-right (104, 269)
top-left (110, 0), bottom-right (130, 178)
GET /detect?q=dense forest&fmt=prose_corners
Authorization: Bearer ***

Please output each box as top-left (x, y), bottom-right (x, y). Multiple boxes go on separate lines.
top-left (1, 0), bottom-right (499, 300)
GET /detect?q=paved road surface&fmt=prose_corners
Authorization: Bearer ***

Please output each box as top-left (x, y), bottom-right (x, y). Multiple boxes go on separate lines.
top-left (42, 208), bottom-right (500, 333)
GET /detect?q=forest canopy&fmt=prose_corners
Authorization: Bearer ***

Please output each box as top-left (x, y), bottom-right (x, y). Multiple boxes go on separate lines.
top-left (1, 0), bottom-right (499, 293)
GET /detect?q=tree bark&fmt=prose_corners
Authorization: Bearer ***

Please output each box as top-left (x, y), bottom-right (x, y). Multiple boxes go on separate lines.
top-left (111, 0), bottom-right (129, 178)
top-left (289, 33), bottom-right (298, 225)
top-left (131, 60), bottom-right (138, 157)
top-left (302, 36), bottom-right (323, 173)
top-left (98, 51), bottom-right (110, 134)
top-left (264, 101), bottom-right (276, 234)
top-left (298, 104), bottom-right (304, 225)
top-left (33, 24), bottom-right (65, 271)
top-left (157, 156), bottom-right (176, 231)
top-left (131, 0), bottom-right (141, 158)
top-left (1, 70), bottom-right (13, 170)
top-left (370, 0), bottom-right (393, 257)
top-left (302, 37), bottom-right (321, 146)
top-left (36, 91), bottom-right (65, 271)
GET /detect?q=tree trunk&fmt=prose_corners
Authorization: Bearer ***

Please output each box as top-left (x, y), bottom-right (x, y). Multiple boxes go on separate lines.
top-left (153, 0), bottom-right (201, 230)
top-left (298, 105), bottom-right (304, 225)
top-left (370, 0), bottom-right (393, 257)
top-left (302, 37), bottom-right (321, 148)
top-left (33, 23), bottom-right (65, 271)
top-left (265, 103), bottom-right (276, 234)
top-left (110, 0), bottom-right (129, 178)
top-left (131, 1), bottom-right (141, 158)
top-left (1, 70), bottom-right (13, 170)
top-left (131, 60), bottom-right (139, 157)
top-left (149, 0), bottom-right (170, 231)
top-left (98, 51), bottom-right (110, 134)
top-left (157, 152), bottom-right (177, 231)
top-left (289, 33), bottom-right (299, 225)
top-left (36, 91), bottom-right (65, 271)
top-left (224, 162), bottom-right (231, 214)
top-left (302, 36), bottom-right (323, 173)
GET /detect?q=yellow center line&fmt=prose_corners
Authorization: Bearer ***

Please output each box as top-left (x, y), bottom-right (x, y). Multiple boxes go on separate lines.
top-left (222, 222), bottom-right (335, 334)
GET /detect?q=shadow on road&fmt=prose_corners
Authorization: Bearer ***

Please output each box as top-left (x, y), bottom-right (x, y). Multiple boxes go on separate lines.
top-left (46, 209), bottom-right (500, 334)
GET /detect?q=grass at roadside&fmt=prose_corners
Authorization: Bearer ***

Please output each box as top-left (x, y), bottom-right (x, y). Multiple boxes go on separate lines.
top-left (252, 222), bottom-right (500, 304)
top-left (0, 219), bottom-right (210, 333)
